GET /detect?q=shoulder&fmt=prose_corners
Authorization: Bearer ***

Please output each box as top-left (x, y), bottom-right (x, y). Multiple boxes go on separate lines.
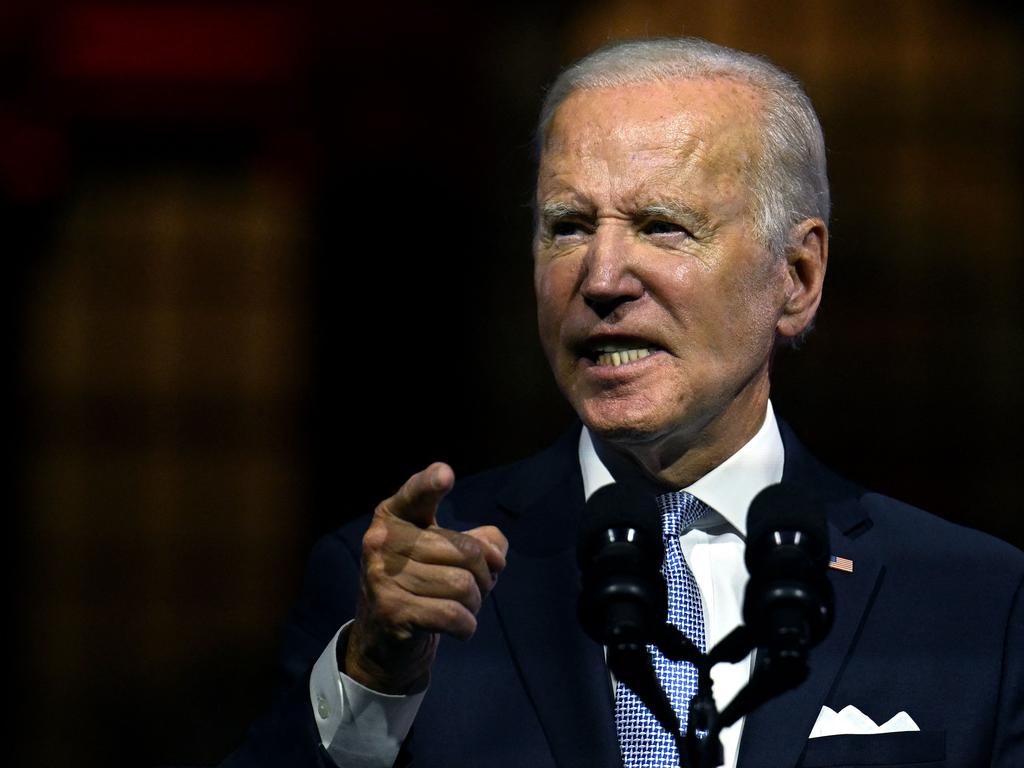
top-left (860, 490), bottom-right (1024, 582)
top-left (780, 418), bottom-right (1024, 589)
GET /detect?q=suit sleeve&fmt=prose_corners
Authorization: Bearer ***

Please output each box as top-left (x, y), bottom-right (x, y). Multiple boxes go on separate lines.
top-left (991, 571), bottom-right (1024, 767)
top-left (221, 530), bottom-right (366, 768)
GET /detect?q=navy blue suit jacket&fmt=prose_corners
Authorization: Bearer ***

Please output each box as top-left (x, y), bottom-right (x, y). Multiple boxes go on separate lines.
top-left (225, 421), bottom-right (1024, 767)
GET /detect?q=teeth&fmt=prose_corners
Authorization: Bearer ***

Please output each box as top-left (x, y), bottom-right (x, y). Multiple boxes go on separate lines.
top-left (595, 348), bottom-right (652, 367)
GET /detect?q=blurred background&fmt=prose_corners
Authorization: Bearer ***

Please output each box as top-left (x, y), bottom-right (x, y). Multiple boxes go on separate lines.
top-left (5, 1), bottom-right (1021, 765)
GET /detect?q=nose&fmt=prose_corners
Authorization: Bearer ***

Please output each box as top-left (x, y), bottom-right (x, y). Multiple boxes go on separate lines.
top-left (579, 224), bottom-right (643, 319)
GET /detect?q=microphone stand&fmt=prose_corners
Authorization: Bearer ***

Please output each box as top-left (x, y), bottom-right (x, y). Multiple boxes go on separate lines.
top-left (606, 642), bottom-right (688, 764)
top-left (610, 623), bottom-right (812, 768)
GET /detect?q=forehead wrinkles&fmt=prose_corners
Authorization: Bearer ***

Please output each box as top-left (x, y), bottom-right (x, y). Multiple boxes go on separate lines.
top-left (539, 112), bottom-right (706, 205)
top-left (544, 101), bottom-right (702, 163)
top-left (539, 106), bottom-right (756, 218)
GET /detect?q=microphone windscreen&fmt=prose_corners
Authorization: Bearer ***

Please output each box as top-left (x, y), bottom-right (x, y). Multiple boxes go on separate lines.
top-left (743, 481), bottom-right (835, 651)
top-left (745, 482), bottom-right (828, 567)
top-left (577, 482), bottom-right (662, 568)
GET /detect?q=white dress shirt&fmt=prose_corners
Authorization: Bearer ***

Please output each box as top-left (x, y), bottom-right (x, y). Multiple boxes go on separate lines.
top-left (311, 402), bottom-right (784, 768)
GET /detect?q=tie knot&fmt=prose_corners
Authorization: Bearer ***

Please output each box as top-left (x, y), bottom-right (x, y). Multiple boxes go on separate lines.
top-left (655, 490), bottom-right (710, 538)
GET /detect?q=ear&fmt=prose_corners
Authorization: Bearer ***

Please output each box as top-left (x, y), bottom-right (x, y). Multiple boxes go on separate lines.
top-left (777, 218), bottom-right (828, 340)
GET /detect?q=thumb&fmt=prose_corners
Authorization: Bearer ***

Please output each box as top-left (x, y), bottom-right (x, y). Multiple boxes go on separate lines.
top-left (382, 462), bottom-right (455, 528)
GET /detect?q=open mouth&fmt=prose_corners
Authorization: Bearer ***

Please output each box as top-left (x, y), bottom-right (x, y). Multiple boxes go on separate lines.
top-left (581, 338), bottom-right (662, 368)
top-left (594, 347), bottom-right (655, 367)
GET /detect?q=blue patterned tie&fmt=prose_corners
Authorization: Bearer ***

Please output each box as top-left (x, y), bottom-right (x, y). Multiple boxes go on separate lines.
top-left (616, 491), bottom-right (710, 768)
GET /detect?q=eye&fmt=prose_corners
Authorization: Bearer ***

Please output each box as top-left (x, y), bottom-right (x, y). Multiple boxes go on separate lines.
top-left (551, 220), bottom-right (589, 239)
top-left (641, 220), bottom-right (689, 237)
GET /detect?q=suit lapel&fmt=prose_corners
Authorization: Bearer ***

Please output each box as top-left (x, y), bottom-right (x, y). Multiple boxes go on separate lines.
top-left (489, 424), bottom-right (621, 768)
top-left (737, 424), bottom-right (883, 768)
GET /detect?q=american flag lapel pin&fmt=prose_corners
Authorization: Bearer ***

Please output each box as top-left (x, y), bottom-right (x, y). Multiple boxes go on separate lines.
top-left (829, 554), bottom-right (854, 573)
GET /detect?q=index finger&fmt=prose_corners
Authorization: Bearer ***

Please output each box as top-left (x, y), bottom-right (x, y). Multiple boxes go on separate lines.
top-left (378, 462), bottom-right (455, 528)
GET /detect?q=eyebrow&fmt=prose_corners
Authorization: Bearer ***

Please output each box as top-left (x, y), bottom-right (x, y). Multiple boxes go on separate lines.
top-left (538, 200), bottom-right (593, 224)
top-left (537, 199), bottom-right (713, 234)
top-left (636, 202), bottom-right (712, 233)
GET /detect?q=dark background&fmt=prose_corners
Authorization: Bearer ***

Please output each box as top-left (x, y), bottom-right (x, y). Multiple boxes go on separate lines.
top-left (5, 2), bottom-right (1022, 766)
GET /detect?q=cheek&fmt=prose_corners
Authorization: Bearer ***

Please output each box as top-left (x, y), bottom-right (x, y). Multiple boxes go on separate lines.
top-left (533, 264), bottom-right (568, 362)
top-left (534, 261), bottom-right (576, 327)
top-left (655, 260), bottom-right (702, 334)
top-left (675, 253), bottom-right (782, 354)
top-left (670, 260), bottom-right (698, 283)
top-left (727, 261), bottom-right (788, 346)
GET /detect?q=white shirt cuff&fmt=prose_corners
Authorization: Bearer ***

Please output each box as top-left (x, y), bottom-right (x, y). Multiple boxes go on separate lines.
top-left (310, 621), bottom-right (428, 768)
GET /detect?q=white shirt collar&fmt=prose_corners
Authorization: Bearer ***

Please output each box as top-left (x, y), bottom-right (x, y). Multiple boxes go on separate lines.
top-left (578, 400), bottom-right (785, 537)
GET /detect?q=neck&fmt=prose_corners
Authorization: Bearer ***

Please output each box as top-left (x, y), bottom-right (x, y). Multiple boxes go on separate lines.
top-left (593, 378), bottom-right (770, 489)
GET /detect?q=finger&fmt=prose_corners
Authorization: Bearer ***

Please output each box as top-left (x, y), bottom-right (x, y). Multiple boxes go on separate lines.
top-left (464, 525), bottom-right (509, 587)
top-left (375, 586), bottom-right (478, 641)
top-left (388, 560), bottom-right (483, 615)
top-left (379, 462), bottom-right (455, 528)
top-left (406, 527), bottom-right (495, 595)
top-left (366, 522), bottom-right (495, 596)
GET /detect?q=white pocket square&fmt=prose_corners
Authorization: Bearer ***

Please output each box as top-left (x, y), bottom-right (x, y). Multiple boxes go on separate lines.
top-left (809, 705), bottom-right (920, 739)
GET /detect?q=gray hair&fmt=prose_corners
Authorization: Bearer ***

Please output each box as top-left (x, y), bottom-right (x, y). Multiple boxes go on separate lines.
top-left (537, 37), bottom-right (829, 258)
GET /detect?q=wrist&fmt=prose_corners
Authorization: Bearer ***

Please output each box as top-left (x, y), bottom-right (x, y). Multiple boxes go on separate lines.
top-left (342, 621), bottom-right (436, 694)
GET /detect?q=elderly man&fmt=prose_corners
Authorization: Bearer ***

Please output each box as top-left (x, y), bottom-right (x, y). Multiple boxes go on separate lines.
top-left (225, 38), bottom-right (1023, 768)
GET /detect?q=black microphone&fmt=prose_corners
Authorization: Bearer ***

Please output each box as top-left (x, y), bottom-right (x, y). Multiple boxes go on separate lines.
top-left (742, 482), bottom-right (834, 660)
top-left (577, 482), bottom-right (687, 755)
top-left (576, 482), bottom-right (666, 648)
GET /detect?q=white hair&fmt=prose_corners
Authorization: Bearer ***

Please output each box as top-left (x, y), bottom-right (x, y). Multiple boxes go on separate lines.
top-left (537, 37), bottom-right (829, 258)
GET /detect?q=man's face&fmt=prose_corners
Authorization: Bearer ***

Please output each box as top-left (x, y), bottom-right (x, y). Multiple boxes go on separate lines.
top-left (534, 78), bottom-right (793, 458)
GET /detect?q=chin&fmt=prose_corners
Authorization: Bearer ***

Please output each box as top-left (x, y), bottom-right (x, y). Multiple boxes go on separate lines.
top-left (577, 400), bottom-right (672, 446)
